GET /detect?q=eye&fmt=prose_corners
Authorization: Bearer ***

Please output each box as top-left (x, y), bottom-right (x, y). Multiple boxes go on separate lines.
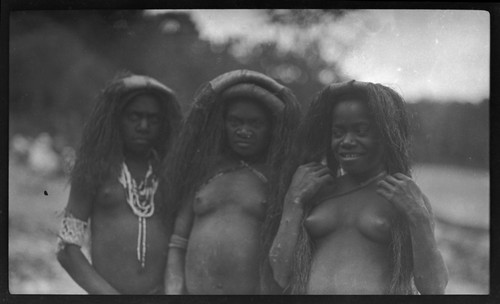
top-left (355, 124), bottom-right (370, 136)
top-left (148, 114), bottom-right (161, 125)
top-left (226, 117), bottom-right (241, 127)
top-left (250, 119), bottom-right (266, 129)
top-left (332, 127), bottom-right (344, 138)
top-left (127, 112), bottom-right (140, 121)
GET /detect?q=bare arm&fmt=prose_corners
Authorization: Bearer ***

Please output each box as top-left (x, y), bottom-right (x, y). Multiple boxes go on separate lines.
top-left (377, 173), bottom-right (449, 294)
top-left (269, 192), bottom-right (305, 289)
top-left (56, 186), bottom-right (120, 294)
top-left (269, 163), bottom-right (333, 289)
top-left (164, 198), bottom-right (194, 294)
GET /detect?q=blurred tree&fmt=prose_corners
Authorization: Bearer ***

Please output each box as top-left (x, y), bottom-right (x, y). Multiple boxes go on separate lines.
top-left (266, 9), bottom-right (347, 27)
top-left (9, 9), bottom-right (489, 170)
top-left (112, 12), bottom-right (242, 111)
top-left (408, 99), bottom-right (489, 169)
top-left (9, 11), bottom-right (116, 147)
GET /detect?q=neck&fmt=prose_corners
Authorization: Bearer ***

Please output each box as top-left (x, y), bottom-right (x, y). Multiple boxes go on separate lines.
top-left (348, 165), bottom-right (386, 185)
top-left (226, 150), bottom-right (266, 166)
top-left (123, 149), bottom-right (152, 163)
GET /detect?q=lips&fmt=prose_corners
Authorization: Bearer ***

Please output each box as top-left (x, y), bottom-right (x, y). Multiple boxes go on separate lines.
top-left (338, 152), bottom-right (365, 160)
top-left (234, 140), bottom-right (253, 148)
top-left (132, 138), bottom-right (151, 145)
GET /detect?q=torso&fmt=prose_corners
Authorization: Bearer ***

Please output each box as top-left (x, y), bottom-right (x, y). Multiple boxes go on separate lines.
top-left (304, 174), bottom-right (397, 294)
top-left (185, 161), bottom-right (268, 294)
top-left (90, 173), bottom-right (172, 294)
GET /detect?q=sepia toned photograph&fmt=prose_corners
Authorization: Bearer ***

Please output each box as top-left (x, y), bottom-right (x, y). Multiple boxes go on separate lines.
top-left (7, 7), bottom-right (490, 297)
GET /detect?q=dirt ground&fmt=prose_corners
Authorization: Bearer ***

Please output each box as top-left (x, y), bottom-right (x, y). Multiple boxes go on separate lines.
top-left (8, 160), bottom-right (489, 294)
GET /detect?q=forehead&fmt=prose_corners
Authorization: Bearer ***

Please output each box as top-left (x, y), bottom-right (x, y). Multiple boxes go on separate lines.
top-left (226, 99), bottom-right (269, 118)
top-left (123, 93), bottom-right (161, 113)
top-left (332, 99), bottom-right (371, 122)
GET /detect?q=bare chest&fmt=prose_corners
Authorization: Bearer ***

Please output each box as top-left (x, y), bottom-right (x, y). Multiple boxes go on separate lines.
top-left (193, 169), bottom-right (267, 219)
top-left (305, 189), bottom-right (396, 244)
top-left (93, 178), bottom-right (163, 217)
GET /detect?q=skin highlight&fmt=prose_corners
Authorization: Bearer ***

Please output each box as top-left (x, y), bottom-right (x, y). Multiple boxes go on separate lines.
top-left (57, 74), bottom-right (181, 294)
top-left (164, 70), bottom-right (300, 294)
top-left (266, 81), bottom-right (448, 294)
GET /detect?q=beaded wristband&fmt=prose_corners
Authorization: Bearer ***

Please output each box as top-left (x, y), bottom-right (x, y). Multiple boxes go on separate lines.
top-left (57, 212), bottom-right (88, 251)
top-left (168, 234), bottom-right (188, 250)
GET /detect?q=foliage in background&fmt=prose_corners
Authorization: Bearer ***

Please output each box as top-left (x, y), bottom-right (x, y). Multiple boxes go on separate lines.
top-left (408, 100), bottom-right (489, 169)
top-left (9, 10), bottom-right (489, 169)
top-left (7, 9), bottom-right (490, 295)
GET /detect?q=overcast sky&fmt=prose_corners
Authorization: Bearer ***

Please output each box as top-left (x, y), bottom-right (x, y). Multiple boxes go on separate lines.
top-left (149, 9), bottom-right (490, 103)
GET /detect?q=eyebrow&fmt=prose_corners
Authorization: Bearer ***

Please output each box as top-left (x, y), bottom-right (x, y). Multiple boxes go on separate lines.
top-left (332, 120), bottom-right (370, 126)
top-left (127, 109), bottom-right (161, 115)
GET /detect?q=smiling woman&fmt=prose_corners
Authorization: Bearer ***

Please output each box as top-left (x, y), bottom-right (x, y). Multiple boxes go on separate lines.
top-left (330, 98), bottom-right (385, 182)
top-left (265, 80), bottom-right (448, 294)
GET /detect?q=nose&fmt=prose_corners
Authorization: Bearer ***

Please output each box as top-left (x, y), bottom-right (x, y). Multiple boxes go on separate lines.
top-left (340, 132), bottom-right (356, 148)
top-left (137, 118), bottom-right (149, 132)
top-left (236, 127), bottom-right (252, 139)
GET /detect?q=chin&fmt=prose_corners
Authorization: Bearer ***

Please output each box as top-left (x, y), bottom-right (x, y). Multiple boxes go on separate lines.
top-left (127, 146), bottom-right (152, 157)
top-left (236, 151), bottom-right (256, 159)
top-left (340, 164), bottom-right (364, 175)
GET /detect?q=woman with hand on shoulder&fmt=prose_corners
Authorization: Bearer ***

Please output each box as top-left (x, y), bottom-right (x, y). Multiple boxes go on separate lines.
top-left (265, 80), bottom-right (448, 294)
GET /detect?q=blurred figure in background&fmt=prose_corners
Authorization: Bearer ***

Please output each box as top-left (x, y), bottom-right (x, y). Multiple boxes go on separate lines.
top-left (27, 133), bottom-right (61, 176)
top-left (266, 80), bottom-right (448, 294)
top-left (10, 134), bottom-right (32, 165)
top-left (164, 70), bottom-right (301, 294)
top-left (56, 73), bottom-right (181, 294)
top-left (11, 132), bottom-right (77, 177)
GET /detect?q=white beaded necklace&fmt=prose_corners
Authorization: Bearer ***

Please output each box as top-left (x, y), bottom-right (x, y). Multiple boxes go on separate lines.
top-left (118, 161), bottom-right (158, 269)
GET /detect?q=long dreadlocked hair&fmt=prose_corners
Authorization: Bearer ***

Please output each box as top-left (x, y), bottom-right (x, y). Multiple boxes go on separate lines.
top-left (70, 72), bottom-right (182, 213)
top-left (162, 69), bottom-right (301, 272)
top-left (162, 69), bottom-right (301, 216)
top-left (262, 80), bottom-right (416, 294)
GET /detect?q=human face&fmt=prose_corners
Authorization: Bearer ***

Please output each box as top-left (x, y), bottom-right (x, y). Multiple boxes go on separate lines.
top-left (225, 99), bottom-right (272, 160)
top-left (330, 99), bottom-right (385, 180)
top-left (120, 94), bottom-right (163, 157)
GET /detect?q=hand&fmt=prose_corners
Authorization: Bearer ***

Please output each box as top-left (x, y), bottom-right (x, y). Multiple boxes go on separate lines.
top-left (287, 162), bottom-right (334, 206)
top-left (165, 274), bottom-right (184, 294)
top-left (376, 173), bottom-right (432, 222)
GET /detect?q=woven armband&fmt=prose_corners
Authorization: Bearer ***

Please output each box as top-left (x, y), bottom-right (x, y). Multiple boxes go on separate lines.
top-left (57, 212), bottom-right (88, 251)
top-left (168, 234), bottom-right (188, 250)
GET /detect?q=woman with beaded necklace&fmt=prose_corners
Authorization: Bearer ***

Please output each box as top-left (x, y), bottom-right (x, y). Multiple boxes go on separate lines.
top-left (56, 73), bottom-right (181, 294)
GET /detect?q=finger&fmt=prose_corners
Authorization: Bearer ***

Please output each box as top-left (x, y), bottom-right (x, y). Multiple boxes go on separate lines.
top-left (376, 187), bottom-right (392, 201)
top-left (301, 162), bottom-right (323, 171)
top-left (315, 167), bottom-right (332, 177)
top-left (377, 188), bottom-right (405, 211)
top-left (297, 163), bottom-right (317, 174)
top-left (300, 163), bottom-right (315, 169)
top-left (317, 171), bottom-right (333, 179)
top-left (377, 180), bottom-right (395, 191)
top-left (383, 175), bottom-right (402, 187)
top-left (393, 173), bottom-right (411, 181)
top-left (309, 163), bottom-right (325, 170)
top-left (318, 174), bottom-right (335, 185)
top-left (396, 173), bottom-right (419, 190)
